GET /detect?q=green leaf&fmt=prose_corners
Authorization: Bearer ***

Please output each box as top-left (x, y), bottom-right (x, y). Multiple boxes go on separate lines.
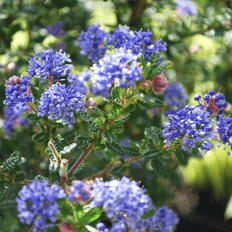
top-left (149, 61), bottom-right (171, 79)
top-left (25, 113), bottom-right (40, 121)
top-left (79, 111), bottom-right (98, 132)
top-left (60, 143), bottom-right (77, 155)
top-left (123, 104), bottom-right (135, 115)
top-left (15, 171), bottom-right (27, 182)
top-left (110, 165), bottom-right (126, 176)
top-left (128, 140), bottom-right (140, 151)
top-left (0, 200), bottom-right (16, 209)
top-left (137, 99), bottom-right (149, 108)
top-left (143, 149), bottom-right (162, 159)
top-left (88, 106), bottom-right (104, 115)
top-left (105, 142), bottom-right (124, 156)
top-left (31, 86), bottom-right (41, 100)
top-left (102, 130), bottom-right (116, 143)
top-left (126, 91), bottom-right (138, 99)
top-left (110, 104), bottom-right (121, 117)
top-left (52, 136), bottom-right (69, 153)
top-left (75, 135), bottom-right (93, 149)
top-left (110, 124), bottom-right (124, 132)
top-left (141, 208), bottom-right (156, 219)
top-left (96, 118), bottom-right (104, 127)
top-left (57, 198), bottom-right (74, 217)
top-left (174, 150), bottom-right (188, 165)
top-left (148, 53), bottom-right (160, 67)
top-left (151, 159), bottom-right (168, 178)
top-left (2, 151), bottom-right (21, 173)
top-left (143, 95), bottom-right (163, 109)
top-left (111, 86), bottom-right (121, 101)
top-left (0, 182), bottom-right (9, 201)
top-left (121, 146), bottom-right (140, 157)
top-left (32, 132), bottom-right (47, 143)
top-left (114, 114), bottom-right (130, 125)
top-left (144, 126), bottom-right (162, 143)
top-left (49, 161), bottom-right (60, 183)
top-left (82, 206), bottom-right (103, 225)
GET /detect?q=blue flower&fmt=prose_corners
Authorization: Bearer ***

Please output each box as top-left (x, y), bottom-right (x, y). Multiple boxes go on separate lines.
top-left (78, 25), bottom-right (109, 64)
top-left (37, 83), bottom-right (86, 127)
top-left (162, 82), bottom-right (188, 116)
top-left (92, 49), bottom-right (142, 96)
top-left (4, 75), bottom-right (33, 108)
top-left (3, 104), bottom-right (31, 136)
top-left (15, 179), bottom-right (66, 232)
top-left (176, 0), bottom-right (198, 16)
top-left (91, 176), bottom-right (179, 231)
top-left (27, 48), bottom-right (73, 82)
top-left (46, 21), bottom-right (64, 37)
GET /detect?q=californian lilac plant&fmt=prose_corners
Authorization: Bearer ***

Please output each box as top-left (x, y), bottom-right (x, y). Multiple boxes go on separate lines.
top-left (162, 90), bottom-right (230, 154)
top-left (162, 82), bottom-right (188, 116)
top-left (78, 24), bottom-right (109, 64)
top-left (92, 48), bottom-right (142, 96)
top-left (3, 104), bottom-right (31, 136)
top-left (4, 75), bottom-right (33, 108)
top-left (15, 179), bottom-right (66, 232)
top-left (175, 0), bottom-right (198, 16)
top-left (27, 48), bottom-right (73, 83)
top-left (91, 177), bottom-right (179, 232)
top-left (37, 83), bottom-right (86, 127)
top-left (46, 21), bottom-right (64, 37)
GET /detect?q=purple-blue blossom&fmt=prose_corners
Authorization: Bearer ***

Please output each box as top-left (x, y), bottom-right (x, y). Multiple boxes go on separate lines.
top-left (15, 179), bottom-right (66, 232)
top-left (4, 75), bottom-right (33, 108)
top-left (37, 83), bottom-right (86, 127)
top-left (91, 176), bottom-right (179, 231)
top-left (175, 0), bottom-right (198, 16)
top-left (92, 49), bottom-right (142, 96)
top-left (46, 21), bottom-right (64, 37)
top-left (78, 25), bottom-right (109, 64)
top-left (27, 48), bottom-right (73, 82)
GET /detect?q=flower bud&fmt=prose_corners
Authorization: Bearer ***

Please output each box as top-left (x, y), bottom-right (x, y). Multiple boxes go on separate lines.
top-left (59, 223), bottom-right (76, 232)
top-left (153, 73), bottom-right (169, 94)
top-left (140, 80), bottom-right (153, 90)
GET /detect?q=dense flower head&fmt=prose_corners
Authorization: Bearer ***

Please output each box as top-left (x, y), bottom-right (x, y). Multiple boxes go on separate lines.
top-left (4, 75), bottom-right (33, 108)
top-left (27, 48), bottom-right (73, 82)
top-left (15, 179), bottom-right (66, 232)
top-left (200, 90), bottom-right (227, 116)
top-left (78, 25), bottom-right (109, 64)
top-left (68, 180), bottom-right (92, 203)
top-left (46, 21), bottom-right (64, 37)
top-left (108, 25), bottom-right (167, 61)
top-left (162, 104), bottom-right (217, 154)
top-left (3, 104), bottom-right (31, 136)
top-left (175, 0), bottom-right (198, 16)
top-left (92, 49), bottom-right (142, 96)
top-left (37, 83), bottom-right (86, 127)
top-left (162, 82), bottom-right (188, 116)
top-left (91, 177), bottom-right (179, 232)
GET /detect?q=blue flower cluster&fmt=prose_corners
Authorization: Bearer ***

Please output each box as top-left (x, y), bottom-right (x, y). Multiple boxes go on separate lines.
top-left (162, 104), bottom-right (216, 154)
top-left (46, 21), bottom-right (64, 37)
top-left (4, 75), bottom-right (33, 108)
top-left (175, 0), bottom-right (198, 16)
top-left (3, 104), bottom-right (31, 136)
top-left (91, 176), bottom-right (179, 232)
top-left (78, 25), bottom-right (109, 64)
top-left (78, 25), bottom-right (167, 64)
top-left (16, 179), bottom-right (66, 232)
top-left (108, 25), bottom-right (167, 61)
top-left (162, 82), bottom-right (189, 116)
top-left (27, 48), bottom-right (73, 82)
top-left (68, 180), bottom-right (92, 202)
top-left (92, 49), bottom-right (142, 96)
top-left (37, 83), bottom-right (86, 127)
top-left (162, 90), bottom-right (231, 154)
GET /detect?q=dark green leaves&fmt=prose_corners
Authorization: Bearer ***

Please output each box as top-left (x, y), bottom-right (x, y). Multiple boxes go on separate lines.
top-left (110, 124), bottom-right (124, 132)
top-left (79, 111), bottom-right (98, 132)
top-left (144, 126), bottom-right (162, 143)
top-left (31, 86), bottom-right (41, 100)
top-left (25, 113), bottom-right (40, 121)
top-left (2, 151), bottom-right (21, 173)
top-left (32, 132), bottom-right (48, 143)
top-left (75, 135), bottom-right (93, 149)
top-left (143, 95), bottom-right (163, 108)
top-left (123, 104), bottom-right (135, 115)
top-left (111, 86), bottom-right (121, 101)
top-left (143, 149), bottom-right (162, 159)
top-left (174, 149), bottom-right (188, 165)
top-left (114, 114), bottom-right (130, 125)
top-left (105, 141), bottom-right (124, 156)
top-left (151, 159), bottom-right (168, 178)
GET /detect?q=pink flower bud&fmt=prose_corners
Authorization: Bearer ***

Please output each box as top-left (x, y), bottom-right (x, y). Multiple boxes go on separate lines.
top-left (59, 223), bottom-right (76, 232)
top-left (153, 73), bottom-right (169, 94)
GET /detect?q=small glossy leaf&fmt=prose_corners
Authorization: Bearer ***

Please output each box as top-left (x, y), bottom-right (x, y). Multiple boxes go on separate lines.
top-left (32, 132), bottom-right (47, 143)
top-left (141, 208), bottom-right (156, 219)
top-left (151, 159), bottom-right (168, 178)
